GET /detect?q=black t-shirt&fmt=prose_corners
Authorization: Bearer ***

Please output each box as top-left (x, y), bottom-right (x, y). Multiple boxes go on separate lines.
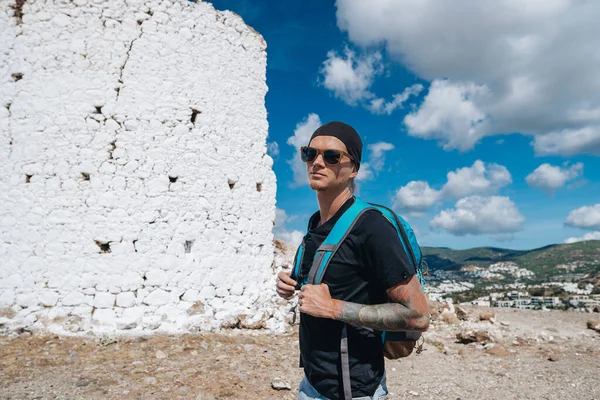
top-left (298, 197), bottom-right (415, 399)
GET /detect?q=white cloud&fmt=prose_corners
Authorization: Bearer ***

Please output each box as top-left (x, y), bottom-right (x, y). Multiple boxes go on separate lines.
top-left (320, 47), bottom-right (382, 106)
top-left (368, 84), bottom-right (423, 115)
top-left (273, 208), bottom-right (304, 245)
top-left (404, 80), bottom-right (489, 151)
top-left (442, 160), bottom-right (512, 198)
top-left (533, 127), bottom-right (600, 156)
top-left (286, 113), bottom-right (322, 187)
top-left (336, 0), bottom-right (600, 154)
top-left (565, 231), bottom-right (600, 244)
top-left (393, 160), bottom-right (511, 215)
top-left (368, 142), bottom-right (394, 172)
top-left (565, 204), bottom-right (600, 230)
top-left (267, 141), bottom-right (279, 157)
top-left (430, 196), bottom-right (524, 236)
top-left (393, 181), bottom-right (441, 216)
top-left (525, 163), bottom-right (583, 195)
top-left (356, 141), bottom-right (395, 181)
top-left (319, 48), bottom-right (422, 115)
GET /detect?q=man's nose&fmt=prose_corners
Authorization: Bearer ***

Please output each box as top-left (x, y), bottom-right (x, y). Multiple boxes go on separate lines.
top-left (312, 153), bottom-right (326, 167)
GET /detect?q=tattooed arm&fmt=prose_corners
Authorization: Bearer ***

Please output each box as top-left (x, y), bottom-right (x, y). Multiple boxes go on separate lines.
top-left (298, 274), bottom-right (429, 332)
top-left (333, 274), bottom-right (429, 332)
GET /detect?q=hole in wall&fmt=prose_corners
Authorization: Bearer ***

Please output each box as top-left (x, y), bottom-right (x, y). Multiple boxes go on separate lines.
top-left (228, 181), bottom-right (235, 190)
top-left (146, 9), bottom-right (154, 16)
top-left (256, 183), bottom-right (262, 192)
top-left (11, 73), bottom-right (23, 82)
top-left (25, 174), bottom-right (32, 183)
top-left (169, 176), bottom-right (178, 183)
top-left (190, 108), bottom-right (201, 124)
top-left (81, 172), bottom-right (90, 181)
top-left (108, 141), bottom-right (116, 159)
top-left (184, 240), bottom-right (194, 254)
top-left (5, 103), bottom-right (10, 111)
top-left (94, 106), bottom-right (103, 114)
top-left (94, 240), bottom-right (111, 253)
top-left (10, 0), bottom-right (25, 25)
top-left (133, 239), bottom-right (138, 252)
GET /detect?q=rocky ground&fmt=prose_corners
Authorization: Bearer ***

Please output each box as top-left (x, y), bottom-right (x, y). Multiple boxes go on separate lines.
top-left (1, 305), bottom-right (599, 400)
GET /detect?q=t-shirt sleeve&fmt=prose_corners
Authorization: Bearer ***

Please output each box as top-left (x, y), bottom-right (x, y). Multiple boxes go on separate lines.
top-left (357, 211), bottom-right (416, 290)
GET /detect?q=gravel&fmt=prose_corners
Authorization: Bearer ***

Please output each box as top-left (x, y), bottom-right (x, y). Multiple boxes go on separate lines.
top-left (0, 307), bottom-right (598, 399)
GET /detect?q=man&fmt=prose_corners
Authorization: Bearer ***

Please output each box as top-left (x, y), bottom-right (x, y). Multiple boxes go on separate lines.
top-left (276, 121), bottom-right (430, 400)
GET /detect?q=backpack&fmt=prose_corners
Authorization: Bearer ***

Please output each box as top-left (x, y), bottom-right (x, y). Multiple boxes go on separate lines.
top-left (291, 197), bottom-right (427, 400)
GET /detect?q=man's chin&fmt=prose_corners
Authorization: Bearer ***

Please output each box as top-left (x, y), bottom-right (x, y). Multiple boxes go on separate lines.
top-left (309, 181), bottom-right (327, 191)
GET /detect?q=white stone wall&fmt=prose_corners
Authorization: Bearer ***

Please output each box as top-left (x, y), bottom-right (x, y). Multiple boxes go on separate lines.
top-left (0, 0), bottom-right (280, 334)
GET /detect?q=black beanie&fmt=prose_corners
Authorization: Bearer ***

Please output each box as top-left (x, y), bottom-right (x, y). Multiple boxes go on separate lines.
top-left (309, 121), bottom-right (363, 171)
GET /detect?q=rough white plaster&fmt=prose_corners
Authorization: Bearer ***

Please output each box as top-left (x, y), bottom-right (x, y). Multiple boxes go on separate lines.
top-left (116, 292), bottom-right (136, 308)
top-left (0, 0), bottom-right (286, 335)
top-left (94, 292), bottom-right (116, 309)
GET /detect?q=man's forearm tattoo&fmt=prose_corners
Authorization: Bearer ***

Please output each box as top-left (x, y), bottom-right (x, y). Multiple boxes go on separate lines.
top-left (335, 301), bottom-right (427, 332)
top-left (333, 286), bottom-right (428, 332)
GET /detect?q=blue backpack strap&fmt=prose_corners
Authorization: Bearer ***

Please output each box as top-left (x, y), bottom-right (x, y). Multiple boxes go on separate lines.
top-left (290, 238), bottom-right (305, 283)
top-left (291, 211), bottom-right (317, 288)
top-left (307, 198), bottom-right (371, 285)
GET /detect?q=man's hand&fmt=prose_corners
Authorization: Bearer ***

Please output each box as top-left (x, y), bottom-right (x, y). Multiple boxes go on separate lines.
top-left (276, 270), bottom-right (297, 300)
top-left (298, 284), bottom-right (337, 319)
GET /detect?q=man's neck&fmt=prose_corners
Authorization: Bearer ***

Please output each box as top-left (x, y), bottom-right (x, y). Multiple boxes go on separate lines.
top-left (316, 188), bottom-right (353, 226)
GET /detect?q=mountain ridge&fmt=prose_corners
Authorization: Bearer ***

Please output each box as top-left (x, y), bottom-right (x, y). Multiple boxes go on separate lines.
top-left (421, 240), bottom-right (600, 299)
top-left (421, 240), bottom-right (600, 273)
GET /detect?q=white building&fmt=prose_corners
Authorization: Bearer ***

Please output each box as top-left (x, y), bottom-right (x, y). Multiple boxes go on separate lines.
top-left (530, 296), bottom-right (561, 307)
top-left (0, 0), bottom-right (278, 334)
top-left (488, 262), bottom-right (535, 278)
top-left (470, 298), bottom-right (491, 307)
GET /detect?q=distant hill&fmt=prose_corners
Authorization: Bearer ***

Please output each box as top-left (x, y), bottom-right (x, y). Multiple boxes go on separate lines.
top-left (422, 240), bottom-right (600, 279)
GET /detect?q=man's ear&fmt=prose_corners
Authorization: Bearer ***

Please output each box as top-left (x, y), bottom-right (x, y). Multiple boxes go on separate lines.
top-left (349, 166), bottom-right (358, 179)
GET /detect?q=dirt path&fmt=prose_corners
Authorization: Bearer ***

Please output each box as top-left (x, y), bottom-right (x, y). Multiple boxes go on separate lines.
top-left (1, 308), bottom-right (599, 399)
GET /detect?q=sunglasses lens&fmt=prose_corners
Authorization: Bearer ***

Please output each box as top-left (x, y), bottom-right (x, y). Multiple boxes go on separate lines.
top-left (323, 150), bottom-right (342, 165)
top-left (301, 147), bottom-right (317, 162)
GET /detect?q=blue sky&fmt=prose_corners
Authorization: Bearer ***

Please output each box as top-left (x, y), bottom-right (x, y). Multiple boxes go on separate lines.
top-left (210, 0), bottom-right (600, 250)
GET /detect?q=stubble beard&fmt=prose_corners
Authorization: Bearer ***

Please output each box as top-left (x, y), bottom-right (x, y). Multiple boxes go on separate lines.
top-left (309, 179), bottom-right (326, 192)
top-left (309, 176), bottom-right (345, 193)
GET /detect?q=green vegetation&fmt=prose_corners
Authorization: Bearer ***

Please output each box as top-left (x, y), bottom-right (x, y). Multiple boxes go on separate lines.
top-left (423, 240), bottom-right (600, 277)
top-left (423, 240), bottom-right (600, 302)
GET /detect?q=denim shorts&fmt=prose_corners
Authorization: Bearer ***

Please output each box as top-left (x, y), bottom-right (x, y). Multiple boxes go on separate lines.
top-left (297, 374), bottom-right (388, 400)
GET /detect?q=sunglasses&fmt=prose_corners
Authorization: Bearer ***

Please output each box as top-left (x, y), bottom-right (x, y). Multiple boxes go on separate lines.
top-left (300, 146), bottom-right (353, 165)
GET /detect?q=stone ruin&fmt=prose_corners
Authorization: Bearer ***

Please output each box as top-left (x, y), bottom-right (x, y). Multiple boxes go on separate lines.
top-left (0, 0), bottom-right (287, 335)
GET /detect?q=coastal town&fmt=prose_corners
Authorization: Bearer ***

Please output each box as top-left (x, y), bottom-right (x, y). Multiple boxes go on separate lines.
top-left (426, 258), bottom-right (600, 312)
top-left (471, 292), bottom-right (600, 312)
